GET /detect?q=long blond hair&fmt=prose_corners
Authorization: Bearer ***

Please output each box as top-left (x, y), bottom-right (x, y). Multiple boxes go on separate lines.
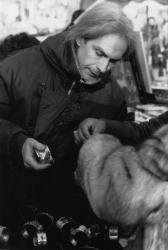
top-left (66, 1), bottom-right (136, 59)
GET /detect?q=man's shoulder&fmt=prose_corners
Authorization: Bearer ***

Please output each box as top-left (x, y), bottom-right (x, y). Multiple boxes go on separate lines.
top-left (2, 45), bottom-right (41, 67)
top-left (0, 45), bottom-right (46, 87)
top-left (0, 45), bottom-right (47, 81)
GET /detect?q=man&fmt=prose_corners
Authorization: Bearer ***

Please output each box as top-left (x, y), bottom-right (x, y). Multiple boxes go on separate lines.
top-left (0, 1), bottom-right (135, 226)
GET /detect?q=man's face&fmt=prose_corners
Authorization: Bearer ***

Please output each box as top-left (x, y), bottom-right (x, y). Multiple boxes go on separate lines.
top-left (76, 33), bottom-right (127, 85)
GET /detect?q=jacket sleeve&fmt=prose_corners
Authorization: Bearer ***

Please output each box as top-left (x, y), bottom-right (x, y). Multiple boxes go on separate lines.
top-left (105, 111), bottom-right (168, 145)
top-left (0, 62), bottom-right (27, 167)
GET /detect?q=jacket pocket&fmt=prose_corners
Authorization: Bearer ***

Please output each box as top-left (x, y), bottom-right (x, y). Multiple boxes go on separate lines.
top-left (34, 89), bottom-right (69, 141)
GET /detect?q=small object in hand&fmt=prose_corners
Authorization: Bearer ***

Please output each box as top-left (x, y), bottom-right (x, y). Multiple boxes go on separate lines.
top-left (35, 145), bottom-right (53, 164)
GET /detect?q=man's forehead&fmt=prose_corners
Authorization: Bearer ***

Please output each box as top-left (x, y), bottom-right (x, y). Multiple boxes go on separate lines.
top-left (95, 42), bottom-right (126, 59)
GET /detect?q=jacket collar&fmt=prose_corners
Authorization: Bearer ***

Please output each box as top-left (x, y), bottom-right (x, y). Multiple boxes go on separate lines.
top-left (40, 31), bottom-right (81, 81)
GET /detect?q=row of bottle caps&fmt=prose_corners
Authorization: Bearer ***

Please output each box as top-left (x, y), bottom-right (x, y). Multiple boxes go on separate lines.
top-left (0, 213), bottom-right (135, 248)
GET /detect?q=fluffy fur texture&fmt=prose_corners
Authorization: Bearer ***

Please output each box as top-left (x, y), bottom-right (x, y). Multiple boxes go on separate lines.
top-left (76, 124), bottom-right (168, 227)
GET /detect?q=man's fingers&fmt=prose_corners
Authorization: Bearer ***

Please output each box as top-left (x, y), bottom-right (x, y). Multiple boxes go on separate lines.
top-left (25, 148), bottom-right (51, 169)
top-left (82, 126), bottom-right (92, 138)
top-left (33, 140), bottom-right (46, 151)
top-left (33, 162), bottom-right (51, 170)
top-left (93, 126), bottom-right (100, 134)
top-left (24, 162), bottom-right (31, 168)
top-left (74, 125), bottom-right (93, 145)
top-left (73, 130), bottom-right (80, 145)
top-left (78, 129), bottom-right (87, 142)
top-left (22, 138), bottom-right (52, 170)
top-left (24, 156), bottom-right (51, 170)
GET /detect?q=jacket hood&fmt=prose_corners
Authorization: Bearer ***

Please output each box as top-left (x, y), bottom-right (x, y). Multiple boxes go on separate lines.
top-left (40, 31), bottom-right (80, 80)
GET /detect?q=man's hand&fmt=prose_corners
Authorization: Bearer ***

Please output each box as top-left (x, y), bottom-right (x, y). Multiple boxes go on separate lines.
top-left (74, 118), bottom-right (106, 145)
top-left (22, 138), bottom-right (52, 170)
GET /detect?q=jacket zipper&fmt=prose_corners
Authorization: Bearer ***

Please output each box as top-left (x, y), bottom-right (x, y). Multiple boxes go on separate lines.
top-left (68, 81), bottom-right (76, 95)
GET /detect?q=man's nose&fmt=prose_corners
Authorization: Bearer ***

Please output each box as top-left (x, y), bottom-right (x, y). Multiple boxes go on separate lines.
top-left (99, 59), bottom-right (111, 73)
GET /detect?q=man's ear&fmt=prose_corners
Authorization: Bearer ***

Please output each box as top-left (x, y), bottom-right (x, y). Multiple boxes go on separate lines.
top-left (76, 38), bottom-right (84, 47)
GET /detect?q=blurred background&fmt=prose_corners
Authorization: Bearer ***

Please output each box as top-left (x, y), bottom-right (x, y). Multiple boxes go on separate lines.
top-left (0, 0), bottom-right (167, 40)
top-left (0, 0), bottom-right (80, 39)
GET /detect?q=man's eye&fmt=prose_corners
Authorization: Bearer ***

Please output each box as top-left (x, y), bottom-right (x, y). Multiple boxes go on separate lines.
top-left (96, 50), bottom-right (103, 57)
top-left (110, 58), bottom-right (121, 64)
